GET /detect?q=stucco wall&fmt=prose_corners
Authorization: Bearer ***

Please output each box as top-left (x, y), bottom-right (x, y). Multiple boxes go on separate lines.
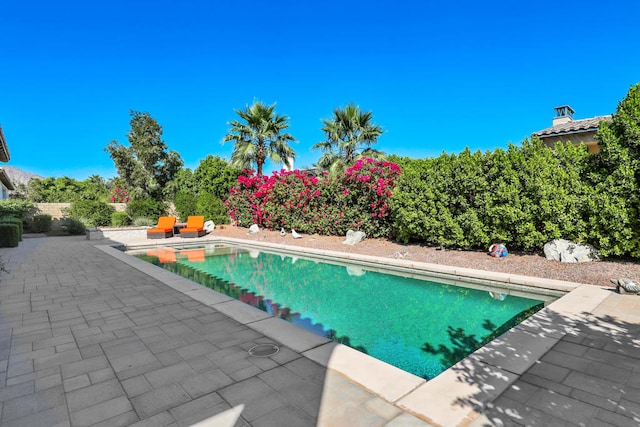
top-left (540, 131), bottom-right (600, 153)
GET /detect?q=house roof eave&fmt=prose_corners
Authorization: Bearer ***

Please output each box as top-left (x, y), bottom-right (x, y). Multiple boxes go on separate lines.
top-left (533, 127), bottom-right (599, 138)
top-left (0, 126), bottom-right (10, 163)
top-left (532, 115), bottom-right (612, 138)
top-left (0, 168), bottom-right (15, 191)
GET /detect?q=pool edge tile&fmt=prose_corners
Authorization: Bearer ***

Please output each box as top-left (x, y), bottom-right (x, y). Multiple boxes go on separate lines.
top-left (214, 299), bottom-right (272, 324)
top-left (249, 317), bottom-right (332, 354)
top-left (184, 287), bottom-right (234, 306)
top-left (315, 343), bottom-right (426, 404)
top-left (397, 359), bottom-right (518, 427)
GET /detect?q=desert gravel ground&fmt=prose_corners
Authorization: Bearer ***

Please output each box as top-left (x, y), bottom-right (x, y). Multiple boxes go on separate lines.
top-left (213, 225), bottom-right (640, 288)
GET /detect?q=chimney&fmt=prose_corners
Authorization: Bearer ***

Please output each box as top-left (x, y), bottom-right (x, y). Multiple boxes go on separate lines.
top-left (553, 105), bottom-right (575, 126)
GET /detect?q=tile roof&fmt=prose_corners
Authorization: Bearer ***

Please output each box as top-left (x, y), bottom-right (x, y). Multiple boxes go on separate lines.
top-left (533, 115), bottom-right (612, 137)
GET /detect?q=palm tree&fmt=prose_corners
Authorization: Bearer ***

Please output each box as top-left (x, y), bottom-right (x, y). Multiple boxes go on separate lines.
top-left (312, 103), bottom-right (385, 174)
top-left (223, 102), bottom-right (296, 176)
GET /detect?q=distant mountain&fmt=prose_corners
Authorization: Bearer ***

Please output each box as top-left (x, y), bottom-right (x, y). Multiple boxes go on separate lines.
top-left (2, 166), bottom-right (43, 187)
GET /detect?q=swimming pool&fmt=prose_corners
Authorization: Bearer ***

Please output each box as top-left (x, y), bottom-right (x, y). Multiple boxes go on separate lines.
top-left (127, 243), bottom-right (553, 379)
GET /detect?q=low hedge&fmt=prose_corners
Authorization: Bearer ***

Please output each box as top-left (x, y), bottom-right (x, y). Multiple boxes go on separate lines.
top-left (0, 216), bottom-right (23, 241)
top-left (0, 223), bottom-right (20, 247)
top-left (111, 212), bottom-right (131, 227)
top-left (62, 218), bottom-right (86, 235)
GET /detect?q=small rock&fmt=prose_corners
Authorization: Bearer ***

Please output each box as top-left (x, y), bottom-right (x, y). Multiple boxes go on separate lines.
top-left (544, 239), bottom-right (598, 263)
top-left (343, 230), bottom-right (366, 245)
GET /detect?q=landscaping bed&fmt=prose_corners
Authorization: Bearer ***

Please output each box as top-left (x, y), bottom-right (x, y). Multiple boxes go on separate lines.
top-left (212, 225), bottom-right (637, 288)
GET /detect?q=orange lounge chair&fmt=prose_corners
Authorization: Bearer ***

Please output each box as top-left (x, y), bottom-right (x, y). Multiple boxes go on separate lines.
top-left (147, 216), bottom-right (177, 239)
top-left (180, 248), bottom-right (205, 262)
top-left (147, 248), bottom-right (177, 263)
top-left (180, 216), bottom-right (206, 238)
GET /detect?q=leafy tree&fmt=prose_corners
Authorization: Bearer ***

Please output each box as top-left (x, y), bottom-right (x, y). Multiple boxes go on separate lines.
top-left (222, 102), bottom-right (296, 176)
top-left (26, 177), bottom-right (109, 202)
top-left (87, 174), bottom-right (107, 189)
top-left (312, 103), bottom-right (385, 174)
top-left (9, 182), bottom-right (28, 200)
top-left (166, 168), bottom-right (196, 198)
top-left (170, 156), bottom-right (241, 220)
top-left (193, 155), bottom-right (242, 200)
top-left (105, 110), bottom-right (183, 200)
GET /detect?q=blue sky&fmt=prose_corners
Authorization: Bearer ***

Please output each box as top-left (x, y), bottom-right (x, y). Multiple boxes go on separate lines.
top-left (2, 0), bottom-right (639, 180)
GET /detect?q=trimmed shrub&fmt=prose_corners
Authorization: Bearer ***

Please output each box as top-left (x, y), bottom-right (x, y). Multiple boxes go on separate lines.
top-left (62, 218), bottom-right (86, 235)
top-left (30, 214), bottom-right (52, 233)
top-left (111, 211), bottom-right (131, 227)
top-left (126, 198), bottom-right (167, 221)
top-left (0, 223), bottom-right (20, 247)
top-left (132, 217), bottom-right (156, 227)
top-left (0, 216), bottom-right (23, 241)
top-left (66, 200), bottom-right (114, 227)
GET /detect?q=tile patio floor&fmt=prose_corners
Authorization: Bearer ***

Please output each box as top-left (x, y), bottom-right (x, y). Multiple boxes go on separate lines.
top-left (0, 235), bottom-right (639, 426)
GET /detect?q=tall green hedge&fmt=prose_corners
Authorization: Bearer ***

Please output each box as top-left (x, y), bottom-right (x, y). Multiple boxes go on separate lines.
top-left (389, 84), bottom-right (640, 257)
top-left (390, 139), bottom-right (593, 252)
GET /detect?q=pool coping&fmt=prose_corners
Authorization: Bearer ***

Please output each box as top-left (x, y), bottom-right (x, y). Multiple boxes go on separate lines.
top-left (97, 236), bottom-right (603, 426)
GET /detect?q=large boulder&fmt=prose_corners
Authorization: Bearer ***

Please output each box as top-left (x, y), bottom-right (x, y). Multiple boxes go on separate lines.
top-left (343, 230), bottom-right (366, 245)
top-left (543, 239), bottom-right (599, 263)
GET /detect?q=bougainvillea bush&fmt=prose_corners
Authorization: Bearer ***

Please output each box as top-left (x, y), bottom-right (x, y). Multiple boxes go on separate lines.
top-left (225, 159), bottom-right (401, 238)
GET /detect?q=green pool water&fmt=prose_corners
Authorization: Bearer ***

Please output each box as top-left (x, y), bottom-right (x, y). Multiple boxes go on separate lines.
top-left (131, 244), bottom-right (546, 379)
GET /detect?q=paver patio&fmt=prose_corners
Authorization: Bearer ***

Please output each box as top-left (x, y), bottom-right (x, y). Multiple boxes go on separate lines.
top-left (0, 235), bottom-right (638, 426)
top-left (0, 237), bottom-right (429, 426)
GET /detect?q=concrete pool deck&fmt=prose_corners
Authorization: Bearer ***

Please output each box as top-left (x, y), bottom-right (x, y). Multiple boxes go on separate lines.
top-left (0, 235), bottom-right (639, 426)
